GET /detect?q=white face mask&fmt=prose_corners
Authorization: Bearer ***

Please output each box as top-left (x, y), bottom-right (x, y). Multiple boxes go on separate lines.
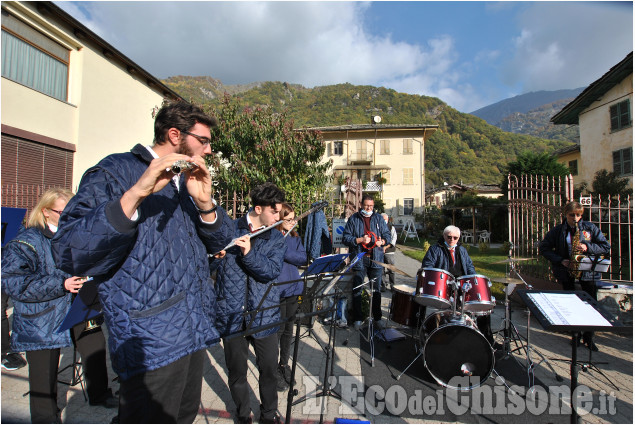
top-left (361, 209), bottom-right (373, 217)
top-left (48, 222), bottom-right (58, 233)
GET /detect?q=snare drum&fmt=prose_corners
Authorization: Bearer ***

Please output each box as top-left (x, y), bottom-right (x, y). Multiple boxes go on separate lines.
top-left (415, 268), bottom-right (454, 309)
top-left (389, 285), bottom-right (420, 327)
top-left (421, 310), bottom-right (494, 390)
top-left (457, 274), bottom-right (495, 313)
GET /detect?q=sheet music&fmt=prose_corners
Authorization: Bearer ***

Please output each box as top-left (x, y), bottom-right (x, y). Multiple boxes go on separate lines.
top-left (527, 292), bottom-right (612, 327)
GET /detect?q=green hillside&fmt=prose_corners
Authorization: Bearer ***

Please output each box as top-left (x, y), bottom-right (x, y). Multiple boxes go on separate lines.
top-left (162, 78), bottom-right (574, 187)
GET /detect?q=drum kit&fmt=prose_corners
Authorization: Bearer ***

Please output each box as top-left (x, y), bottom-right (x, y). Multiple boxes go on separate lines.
top-left (390, 267), bottom-right (496, 389)
top-left (384, 256), bottom-right (562, 392)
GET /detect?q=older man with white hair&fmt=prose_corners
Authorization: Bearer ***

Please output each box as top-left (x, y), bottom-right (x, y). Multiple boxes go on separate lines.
top-left (421, 225), bottom-right (493, 345)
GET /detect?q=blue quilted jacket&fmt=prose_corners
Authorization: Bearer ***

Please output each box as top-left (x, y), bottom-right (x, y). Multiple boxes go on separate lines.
top-left (539, 219), bottom-right (610, 282)
top-left (342, 211), bottom-right (391, 270)
top-left (277, 235), bottom-right (307, 298)
top-left (213, 215), bottom-right (286, 339)
top-left (2, 226), bottom-right (73, 351)
top-left (51, 144), bottom-right (233, 380)
top-left (421, 239), bottom-right (476, 276)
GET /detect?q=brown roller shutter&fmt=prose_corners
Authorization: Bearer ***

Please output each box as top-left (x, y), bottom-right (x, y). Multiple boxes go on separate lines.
top-left (1, 133), bottom-right (74, 213)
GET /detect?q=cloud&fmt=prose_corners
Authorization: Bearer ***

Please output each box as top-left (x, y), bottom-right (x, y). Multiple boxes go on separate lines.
top-left (55, 1), bottom-right (473, 108)
top-left (501, 2), bottom-right (633, 91)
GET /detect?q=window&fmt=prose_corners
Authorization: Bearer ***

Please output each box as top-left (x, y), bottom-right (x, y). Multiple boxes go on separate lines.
top-left (613, 147), bottom-right (632, 176)
top-left (403, 198), bottom-right (414, 215)
top-left (403, 168), bottom-right (413, 185)
top-left (333, 141), bottom-right (343, 155)
top-left (380, 139), bottom-right (390, 155)
top-left (403, 139), bottom-right (413, 154)
top-left (1, 11), bottom-right (69, 102)
top-left (568, 160), bottom-right (578, 176)
top-left (610, 100), bottom-right (631, 132)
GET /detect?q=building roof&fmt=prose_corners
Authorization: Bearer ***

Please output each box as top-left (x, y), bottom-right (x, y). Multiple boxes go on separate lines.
top-left (554, 144), bottom-right (581, 156)
top-left (551, 52), bottom-right (633, 125)
top-left (298, 124), bottom-right (438, 132)
top-left (31, 1), bottom-right (182, 101)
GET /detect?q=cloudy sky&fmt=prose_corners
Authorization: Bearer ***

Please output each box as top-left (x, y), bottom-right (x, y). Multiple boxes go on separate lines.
top-left (55, 1), bottom-right (632, 112)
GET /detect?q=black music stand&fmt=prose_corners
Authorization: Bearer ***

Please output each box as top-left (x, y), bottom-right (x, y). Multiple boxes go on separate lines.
top-left (286, 254), bottom-right (362, 424)
top-left (517, 289), bottom-right (630, 424)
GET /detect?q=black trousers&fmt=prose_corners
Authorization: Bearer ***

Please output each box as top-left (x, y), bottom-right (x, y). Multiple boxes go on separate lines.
top-left (118, 349), bottom-right (205, 423)
top-left (223, 333), bottom-right (279, 420)
top-left (2, 290), bottom-right (11, 354)
top-left (26, 348), bottom-right (62, 424)
top-left (71, 322), bottom-right (110, 404)
top-left (26, 322), bottom-right (111, 424)
top-left (352, 258), bottom-right (383, 322)
top-left (278, 296), bottom-right (299, 367)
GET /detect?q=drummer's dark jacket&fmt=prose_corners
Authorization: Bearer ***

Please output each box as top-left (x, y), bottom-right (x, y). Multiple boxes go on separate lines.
top-left (421, 238), bottom-right (475, 277)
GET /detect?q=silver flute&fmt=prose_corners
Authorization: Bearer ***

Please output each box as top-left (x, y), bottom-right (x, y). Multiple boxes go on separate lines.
top-left (168, 160), bottom-right (198, 175)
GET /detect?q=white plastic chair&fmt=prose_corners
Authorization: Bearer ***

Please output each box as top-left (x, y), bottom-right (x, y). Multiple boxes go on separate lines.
top-left (461, 231), bottom-right (474, 244)
top-left (478, 230), bottom-right (491, 244)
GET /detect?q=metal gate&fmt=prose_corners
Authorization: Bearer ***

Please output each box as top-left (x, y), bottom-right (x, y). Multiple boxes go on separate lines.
top-left (508, 174), bottom-right (633, 284)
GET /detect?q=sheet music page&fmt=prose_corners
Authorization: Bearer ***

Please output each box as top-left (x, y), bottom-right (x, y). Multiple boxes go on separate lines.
top-left (527, 293), bottom-right (612, 327)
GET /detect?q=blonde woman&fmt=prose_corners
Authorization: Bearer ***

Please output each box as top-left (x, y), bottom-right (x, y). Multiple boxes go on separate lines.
top-left (1, 188), bottom-right (116, 423)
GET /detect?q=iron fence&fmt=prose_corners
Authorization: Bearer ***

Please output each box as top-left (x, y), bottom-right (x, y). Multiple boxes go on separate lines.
top-left (508, 174), bottom-right (633, 283)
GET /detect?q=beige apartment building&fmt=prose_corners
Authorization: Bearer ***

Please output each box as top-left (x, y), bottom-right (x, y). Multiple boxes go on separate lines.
top-left (552, 52), bottom-right (633, 188)
top-left (1, 1), bottom-right (181, 211)
top-left (304, 123), bottom-right (438, 224)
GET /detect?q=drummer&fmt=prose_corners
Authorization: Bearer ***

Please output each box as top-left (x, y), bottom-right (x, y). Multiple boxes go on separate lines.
top-left (421, 225), bottom-right (494, 345)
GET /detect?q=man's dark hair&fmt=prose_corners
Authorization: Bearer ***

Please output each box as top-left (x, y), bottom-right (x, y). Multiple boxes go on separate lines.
top-left (250, 182), bottom-right (286, 208)
top-left (361, 194), bottom-right (374, 203)
top-left (153, 101), bottom-right (217, 145)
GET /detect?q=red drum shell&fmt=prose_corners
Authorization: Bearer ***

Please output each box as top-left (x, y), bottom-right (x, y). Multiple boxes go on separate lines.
top-left (389, 285), bottom-right (421, 327)
top-left (457, 274), bottom-right (495, 313)
top-left (415, 268), bottom-right (453, 309)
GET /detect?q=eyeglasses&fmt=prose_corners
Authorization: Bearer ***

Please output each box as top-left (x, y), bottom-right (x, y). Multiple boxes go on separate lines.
top-left (181, 130), bottom-right (212, 146)
top-left (48, 208), bottom-right (64, 215)
top-left (284, 218), bottom-right (297, 223)
top-left (445, 235), bottom-right (460, 240)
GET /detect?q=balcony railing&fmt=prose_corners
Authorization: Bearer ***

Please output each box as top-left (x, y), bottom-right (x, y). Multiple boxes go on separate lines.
top-left (340, 181), bottom-right (383, 192)
top-left (349, 150), bottom-right (373, 163)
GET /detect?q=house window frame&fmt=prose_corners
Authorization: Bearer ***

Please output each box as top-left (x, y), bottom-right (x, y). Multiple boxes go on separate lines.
top-left (333, 141), bottom-right (343, 156)
top-left (403, 198), bottom-right (414, 216)
top-left (380, 139), bottom-right (390, 155)
top-left (568, 159), bottom-right (578, 176)
top-left (613, 147), bottom-right (632, 176)
top-left (610, 99), bottom-right (632, 132)
top-left (403, 168), bottom-right (413, 185)
top-left (403, 138), bottom-right (413, 155)
top-left (1, 11), bottom-right (70, 102)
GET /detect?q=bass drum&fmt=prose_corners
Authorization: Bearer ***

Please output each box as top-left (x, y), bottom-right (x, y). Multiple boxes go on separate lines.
top-left (421, 311), bottom-right (493, 390)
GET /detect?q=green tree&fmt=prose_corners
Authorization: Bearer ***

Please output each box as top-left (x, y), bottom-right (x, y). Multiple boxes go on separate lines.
top-left (206, 94), bottom-right (333, 201)
top-left (590, 169), bottom-right (631, 200)
top-left (502, 151), bottom-right (570, 194)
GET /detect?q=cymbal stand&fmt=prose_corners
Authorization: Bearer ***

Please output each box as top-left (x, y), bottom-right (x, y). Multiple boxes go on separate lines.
top-left (497, 259), bottom-right (562, 386)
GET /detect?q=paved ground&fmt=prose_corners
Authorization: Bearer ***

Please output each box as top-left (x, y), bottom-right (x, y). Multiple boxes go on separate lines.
top-left (2, 248), bottom-right (633, 424)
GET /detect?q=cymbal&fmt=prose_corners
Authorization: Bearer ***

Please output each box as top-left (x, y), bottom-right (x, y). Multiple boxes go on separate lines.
top-left (370, 259), bottom-right (413, 277)
top-left (490, 277), bottom-right (525, 285)
top-left (492, 257), bottom-right (536, 264)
